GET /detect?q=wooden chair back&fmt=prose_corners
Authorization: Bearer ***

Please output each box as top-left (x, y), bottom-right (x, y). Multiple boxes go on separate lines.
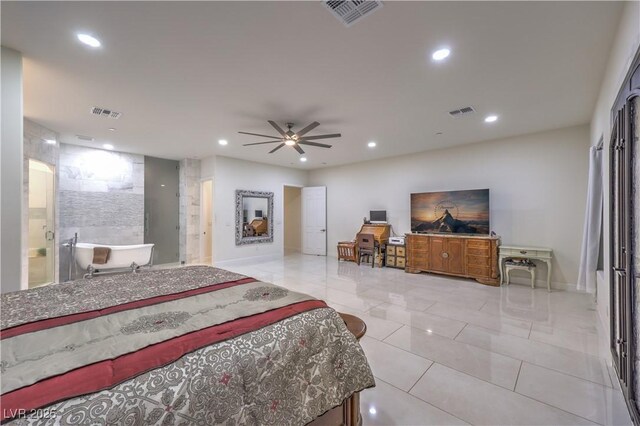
top-left (357, 233), bottom-right (376, 253)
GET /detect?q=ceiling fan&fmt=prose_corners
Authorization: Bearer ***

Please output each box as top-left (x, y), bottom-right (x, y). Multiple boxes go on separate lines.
top-left (239, 121), bottom-right (341, 154)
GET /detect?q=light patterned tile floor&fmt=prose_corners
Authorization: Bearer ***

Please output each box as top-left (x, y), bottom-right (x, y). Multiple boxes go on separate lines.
top-left (218, 253), bottom-right (632, 426)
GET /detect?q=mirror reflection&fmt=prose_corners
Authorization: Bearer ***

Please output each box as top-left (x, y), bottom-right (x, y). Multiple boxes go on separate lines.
top-left (242, 197), bottom-right (269, 237)
top-left (235, 190), bottom-right (274, 245)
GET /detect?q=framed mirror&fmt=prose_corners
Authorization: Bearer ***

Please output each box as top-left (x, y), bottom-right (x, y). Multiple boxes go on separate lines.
top-left (235, 190), bottom-right (274, 245)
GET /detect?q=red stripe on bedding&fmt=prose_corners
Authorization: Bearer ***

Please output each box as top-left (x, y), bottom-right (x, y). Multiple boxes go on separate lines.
top-left (1, 299), bottom-right (327, 422)
top-left (0, 277), bottom-right (257, 340)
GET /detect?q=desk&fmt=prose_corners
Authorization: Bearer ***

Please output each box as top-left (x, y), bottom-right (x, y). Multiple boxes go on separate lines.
top-left (499, 245), bottom-right (553, 291)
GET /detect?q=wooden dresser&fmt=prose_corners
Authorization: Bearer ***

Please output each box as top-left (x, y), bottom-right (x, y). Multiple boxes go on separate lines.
top-left (405, 233), bottom-right (500, 286)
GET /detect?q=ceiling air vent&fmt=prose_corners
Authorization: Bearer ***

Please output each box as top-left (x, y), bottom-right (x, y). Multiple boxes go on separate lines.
top-left (323, 0), bottom-right (383, 27)
top-left (76, 134), bottom-right (95, 141)
top-left (90, 106), bottom-right (122, 119)
top-left (448, 106), bottom-right (476, 118)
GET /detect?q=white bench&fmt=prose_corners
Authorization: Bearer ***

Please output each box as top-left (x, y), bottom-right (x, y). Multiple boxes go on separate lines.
top-left (504, 260), bottom-right (537, 289)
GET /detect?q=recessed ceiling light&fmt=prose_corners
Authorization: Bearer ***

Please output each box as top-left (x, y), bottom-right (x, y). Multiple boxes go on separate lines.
top-left (77, 33), bottom-right (101, 48)
top-left (102, 143), bottom-right (114, 150)
top-left (300, 157), bottom-right (307, 162)
top-left (108, 127), bottom-right (116, 131)
top-left (218, 139), bottom-right (228, 146)
top-left (161, 184), bottom-right (165, 187)
top-left (432, 48), bottom-right (450, 61)
top-left (484, 115), bottom-right (498, 123)
top-left (44, 139), bottom-right (56, 145)
top-left (367, 141), bottom-right (377, 148)
top-left (435, 132), bottom-right (443, 136)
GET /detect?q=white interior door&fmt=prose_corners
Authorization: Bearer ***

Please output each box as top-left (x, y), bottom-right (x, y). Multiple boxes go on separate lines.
top-left (302, 186), bottom-right (327, 255)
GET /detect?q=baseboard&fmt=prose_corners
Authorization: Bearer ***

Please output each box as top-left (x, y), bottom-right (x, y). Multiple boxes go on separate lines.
top-left (504, 276), bottom-right (578, 292)
top-left (214, 253), bottom-right (283, 267)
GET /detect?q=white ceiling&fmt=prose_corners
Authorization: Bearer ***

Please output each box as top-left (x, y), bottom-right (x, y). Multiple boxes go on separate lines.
top-left (2, 1), bottom-right (622, 169)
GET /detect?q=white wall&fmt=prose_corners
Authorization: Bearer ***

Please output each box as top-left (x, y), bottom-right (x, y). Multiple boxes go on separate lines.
top-left (1, 47), bottom-right (24, 293)
top-left (210, 156), bottom-right (307, 262)
top-left (590, 1), bottom-right (640, 356)
top-left (309, 125), bottom-right (590, 288)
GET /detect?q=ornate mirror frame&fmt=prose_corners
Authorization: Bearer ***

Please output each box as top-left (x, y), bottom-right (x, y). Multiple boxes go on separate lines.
top-left (235, 190), bottom-right (274, 245)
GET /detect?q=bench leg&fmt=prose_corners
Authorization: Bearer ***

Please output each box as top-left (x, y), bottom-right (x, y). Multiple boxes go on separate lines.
top-left (505, 268), bottom-right (510, 285)
top-left (532, 268), bottom-right (537, 289)
top-left (530, 269), bottom-right (535, 288)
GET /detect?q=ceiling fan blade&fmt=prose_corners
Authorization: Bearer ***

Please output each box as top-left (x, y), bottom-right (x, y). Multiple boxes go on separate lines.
top-left (295, 121), bottom-right (320, 137)
top-left (300, 133), bottom-right (341, 140)
top-left (269, 143), bottom-right (286, 153)
top-left (238, 131), bottom-right (281, 139)
top-left (268, 120), bottom-right (287, 137)
top-left (293, 144), bottom-right (305, 155)
top-left (298, 140), bottom-right (332, 148)
top-left (243, 140), bottom-right (283, 146)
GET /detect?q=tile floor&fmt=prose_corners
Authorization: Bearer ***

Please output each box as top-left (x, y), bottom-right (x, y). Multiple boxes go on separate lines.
top-left (218, 253), bottom-right (632, 426)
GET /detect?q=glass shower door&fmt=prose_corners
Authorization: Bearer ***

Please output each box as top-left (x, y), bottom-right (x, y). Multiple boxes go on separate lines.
top-left (28, 159), bottom-right (55, 287)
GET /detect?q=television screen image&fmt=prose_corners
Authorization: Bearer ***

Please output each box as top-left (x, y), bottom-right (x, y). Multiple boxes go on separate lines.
top-left (370, 210), bottom-right (387, 223)
top-left (411, 189), bottom-right (490, 234)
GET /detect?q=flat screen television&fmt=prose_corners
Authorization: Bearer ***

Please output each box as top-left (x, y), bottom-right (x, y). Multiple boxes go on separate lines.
top-left (254, 210), bottom-right (263, 218)
top-left (370, 210), bottom-right (387, 223)
top-left (410, 189), bottom-right (490, 234)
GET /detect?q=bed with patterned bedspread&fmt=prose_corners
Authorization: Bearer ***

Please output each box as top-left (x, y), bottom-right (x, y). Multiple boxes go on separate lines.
top-left (0, 266), bottom-right (375, 425)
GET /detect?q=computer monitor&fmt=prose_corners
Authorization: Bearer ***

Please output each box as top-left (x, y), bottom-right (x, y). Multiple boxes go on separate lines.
top-left (370, 210), bottom-right (387, 223)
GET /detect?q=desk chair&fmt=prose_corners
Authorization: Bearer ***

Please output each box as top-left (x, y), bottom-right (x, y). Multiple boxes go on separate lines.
top-left (357, 233), bottom-right (378, 268)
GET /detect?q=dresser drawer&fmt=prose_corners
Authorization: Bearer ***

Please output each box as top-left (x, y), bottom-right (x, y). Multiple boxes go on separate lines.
top-left (409, 239), bottom-right (429, 251)
top-left (467, 255), bottom-right (490, 267)
top-left (386, 256), bottom-right (396, 267)
top-left (501, 248), bottom-right (538, 257)
top-left (396, 246), bottom-right (406, 257)
top-left (467, 265), bottom-right (490, 277)
top-left (467, 239), bottom-right (491, 249)
top-left (387, 246), bottom-right (396, 256)
top-left (467, 247), bottom-right (490, 257)
top-left (396, 257), bottom-right (406, 268)
top-left (407, 250), bottom-right (429, 268)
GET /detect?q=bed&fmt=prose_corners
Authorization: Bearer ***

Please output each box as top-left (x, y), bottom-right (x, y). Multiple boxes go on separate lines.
top-left (0, 266), bottom-right (374, 425)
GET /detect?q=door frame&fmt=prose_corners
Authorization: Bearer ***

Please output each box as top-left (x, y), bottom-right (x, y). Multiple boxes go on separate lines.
top-left (200, 178), bottom-right (214, 264)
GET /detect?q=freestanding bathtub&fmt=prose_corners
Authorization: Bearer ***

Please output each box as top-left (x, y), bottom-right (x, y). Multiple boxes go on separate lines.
top-left (75, 243), bottom-right (154, 277)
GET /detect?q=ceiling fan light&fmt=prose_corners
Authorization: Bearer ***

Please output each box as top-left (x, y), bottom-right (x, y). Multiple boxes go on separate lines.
top-left (285, 139), bottom-right (296, 146)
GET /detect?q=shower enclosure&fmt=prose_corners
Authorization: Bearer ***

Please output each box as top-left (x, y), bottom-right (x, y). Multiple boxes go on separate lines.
top-left (28, 159), bottom-right (55, 288)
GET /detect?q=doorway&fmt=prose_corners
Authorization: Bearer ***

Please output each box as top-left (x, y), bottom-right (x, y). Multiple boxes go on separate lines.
top-left (284, 186), bottom-right (302, 254)
top-left (28, 159), bottom-right (55, 288)
top-left (201, 179), bottom-right (213, 264)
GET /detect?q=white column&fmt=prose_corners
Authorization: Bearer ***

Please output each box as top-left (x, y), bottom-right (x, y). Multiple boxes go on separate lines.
top-left (1, 47), bottom-right (24, 293)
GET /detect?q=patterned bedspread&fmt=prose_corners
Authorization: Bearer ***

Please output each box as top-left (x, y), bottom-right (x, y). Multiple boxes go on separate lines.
top-left (1, 266), bottom-right (375, 425)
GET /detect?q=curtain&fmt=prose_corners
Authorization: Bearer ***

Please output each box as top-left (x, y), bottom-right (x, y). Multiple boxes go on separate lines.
top-left (577, 146), bottom-right (603, 293)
